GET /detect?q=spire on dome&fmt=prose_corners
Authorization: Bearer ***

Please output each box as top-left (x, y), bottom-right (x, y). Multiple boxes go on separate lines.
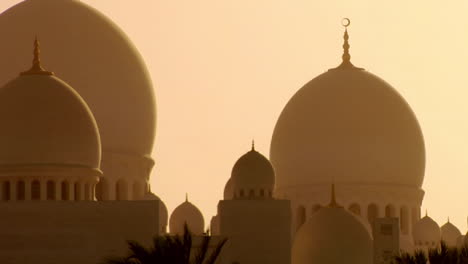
top-left (328, 183), bottom-right (341, 208)
top-left (21, 37), bottom-right (54, 76)
top-left (335, 18), bottom-right (362, 70)
top-left (185, 193), bottom-right (188, 202)
top-left (251, 140), bottom-right (255, 151)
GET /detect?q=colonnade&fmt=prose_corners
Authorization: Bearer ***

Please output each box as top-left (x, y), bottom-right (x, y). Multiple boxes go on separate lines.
top-left (0, 179), bottom-right (95, 201)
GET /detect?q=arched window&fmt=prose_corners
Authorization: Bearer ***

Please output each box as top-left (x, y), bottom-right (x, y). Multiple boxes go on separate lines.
top-left (260, 189), bottom-right (265, 197)
top-left (2, 181), bottom-right (10, 201)
top-left (116, 180), bottom-right (127, 201)
top-left (74, 183), bottom-right (80, 200)
top-left (296, 205), bottom-right (306, 232)
top-left (239, 189), bottom-right (244, 198)
top-left (400, 206), bottom-right (409, 235)
top-left (47, 181), bottom-right (55, 200)
top-left (249, 189), bottom-right (255, 197)
top-left (385, 204), bottom-right (395, 217)
top-left (31, 180), bottom-right (40, 200)
top-left (17, 181), bottom-right (25, 201)
top-left (61, 182), bottom-right (69, 201)
top-left (367, 204), bottom-right (379, 224)
top-left (349, 203), bottom-right (361, 216)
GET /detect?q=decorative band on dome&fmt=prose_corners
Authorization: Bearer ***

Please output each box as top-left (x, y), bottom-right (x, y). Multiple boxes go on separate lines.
top-left (20, 37), bottom-right (54, 76)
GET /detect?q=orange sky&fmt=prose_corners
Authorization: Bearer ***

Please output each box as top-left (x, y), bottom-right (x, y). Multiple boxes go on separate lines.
top-left (1, 0), bottom-right (467, 233)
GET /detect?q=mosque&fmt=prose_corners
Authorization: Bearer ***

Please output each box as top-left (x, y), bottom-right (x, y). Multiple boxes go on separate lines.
top-left (0, 1), bottom-right (465, 264)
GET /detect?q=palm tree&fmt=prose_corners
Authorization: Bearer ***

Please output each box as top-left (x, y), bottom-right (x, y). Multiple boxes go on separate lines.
top-left (393, 250), bottom-right (428, 264)
top-left (392, 241), bottom-right (468, 264)
top-left (102, 225), bottom-right (227, 264)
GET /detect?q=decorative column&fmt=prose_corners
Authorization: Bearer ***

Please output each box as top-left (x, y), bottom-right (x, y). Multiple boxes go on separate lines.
top-left (40, 180), bottom-right (47, 201)
top-left (10, 180), bottom-right (17, 201)
top-left (25, 179), bottom-right (32, 201)
top-left (68, 182), bottom-right (75, 201)
top-left (55, 181), bottom-right (62, 201)
top-left (78, 182), bottom-right (85, 201)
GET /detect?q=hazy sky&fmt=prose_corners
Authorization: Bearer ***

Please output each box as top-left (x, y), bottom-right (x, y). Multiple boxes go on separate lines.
top-left (1, 0), bottom-right (467, 233)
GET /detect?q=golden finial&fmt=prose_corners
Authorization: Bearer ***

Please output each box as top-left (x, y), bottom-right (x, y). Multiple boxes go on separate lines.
top-left (328, 183), bottom-right (342, 208)
top-left (335, 18), bottom-right (362, 70)
top-left (20, 37), bottom-right (54, 76)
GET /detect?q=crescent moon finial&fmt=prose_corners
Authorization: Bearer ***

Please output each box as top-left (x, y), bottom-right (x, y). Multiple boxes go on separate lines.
top-left (342, 18), bottom-right (351, 28)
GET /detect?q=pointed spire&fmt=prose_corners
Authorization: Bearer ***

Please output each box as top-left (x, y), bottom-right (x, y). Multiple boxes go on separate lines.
top-left (335, 18), bottom-right (361, 70)
top-left (185, 193), bottom-right (188, 202)
top-left (447, 216), bottom-right (450, 223)
top-left (251, 140), bottom-right (255, 151)
top-left (21, 37), bottom-right (53, 76)
top-left (425, 209), bottom-right (428, 217)
top-left (328, 183), bottom-right (341, 208)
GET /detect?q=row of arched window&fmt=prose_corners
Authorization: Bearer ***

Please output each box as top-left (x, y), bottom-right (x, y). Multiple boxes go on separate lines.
top-left (95, 179), bottom-right (147, 201)
top-left (233, 188), bottom-right (273, 199)
top-left (0, 180), bottom-right (95, 201)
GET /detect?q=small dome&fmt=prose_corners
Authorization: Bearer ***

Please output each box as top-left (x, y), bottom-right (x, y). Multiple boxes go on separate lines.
top-left (169, 197), bottom-right (205, 235)
top-left (223, 178), bottom-right (233, 200)
top-left (0, 50), bottom-right (100, 169)
top-left (413, 215), bottom-right (441, 247)
top-left (441, 220), bottom-right (461, 247)
top-left (292, 206), bottom-right (372, 264)
top-left (231, 145), bottom-right (275, 199)
top-left (144, 192), bottom-right (168, 234)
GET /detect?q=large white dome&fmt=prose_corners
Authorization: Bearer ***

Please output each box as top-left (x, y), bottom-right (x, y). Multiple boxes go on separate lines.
top-left (271, 66), bottom-right (425, 189)
top-left (0, 0), bottom-right (156, 157)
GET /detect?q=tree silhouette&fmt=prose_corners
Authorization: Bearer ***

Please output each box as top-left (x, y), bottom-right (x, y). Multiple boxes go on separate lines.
top-left (102, 225), bottom-right (227, 264)
top-left (393, 241), bottom-right (468, 264)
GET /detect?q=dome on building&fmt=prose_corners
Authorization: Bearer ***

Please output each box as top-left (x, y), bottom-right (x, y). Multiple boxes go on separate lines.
top-left (169, 196), bottom-right (205, 235)
top-left (413, 214), bottom-right (440, 248)
top-left (0, 0), bottom-right (156, 158)
top-left (223, 178), bottom-right (233, 200)
top-left (291, 185), bottom-right (372, 264)
top-left (0, 40), bottom-right (100, 170)
top-left (441, 219), bottom-right (461, 247)
top-left (144, 191), bottom-right (168, 234)
top-left (270, 27), bottom-right (425, 191)
top-left (231, 143), bottom-right (275, 199)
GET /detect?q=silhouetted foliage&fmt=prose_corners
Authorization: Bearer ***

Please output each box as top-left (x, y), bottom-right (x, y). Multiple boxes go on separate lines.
top-left (393, 241), bottom-right (468, 264)
top-left (101, 225), bottom-right (227, 264)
